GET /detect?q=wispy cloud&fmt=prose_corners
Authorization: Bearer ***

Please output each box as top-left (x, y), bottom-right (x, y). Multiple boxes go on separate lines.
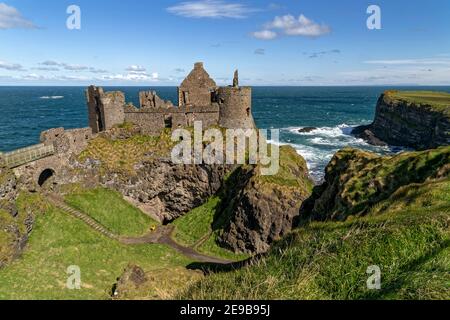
top-left (304, 49), bottom-right (340, 59)
top-left (0, 3), bottom-right (37, 29)
top-left (102, 72), bottom-right (159, 82)
top-left (252, 30), bottom-right (277, 40)
top-left (254, 48), bottom-right (265, 55)
top-left (252, 14), bottom-right (331, 40)
top-left (0, 60), bottom-right (25, 71)
top-left (126, 65), bottom-right (146, 72)
top-left (364, 58), bottom-right (450, 66)
top-left (167, 0), bottom-right (257, 18)
top-left (174, 68), bottom-right (186, 73)
top-left (38, 60), bottom-right (107, 73)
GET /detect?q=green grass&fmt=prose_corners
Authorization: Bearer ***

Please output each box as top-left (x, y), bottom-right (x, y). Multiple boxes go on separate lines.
top-left (172, 196), bottom-right (250, 261)
top-left (0, 193), bottom-right (192, 300)
top-left (173, 196), bottom-right (220, 247)
top-left (308, 146), bottom-right (450, 220)
top-left (385, 90), bottom-right (450, 114)
top-left (78, 129), bottom-right (175, 174)
top-left (65, 187), bottom-right (157, 237)
top-left (180, 179), bottom-right (450, 300)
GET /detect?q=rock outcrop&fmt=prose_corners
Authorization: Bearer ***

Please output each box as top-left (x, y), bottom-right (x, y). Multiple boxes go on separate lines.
top-left (353, 91), bottom-right (450, 149)
top-left (0, 166), bottom-right (36, 268)
top-left (218, 146), bottom-right (313, 254)
top-left (300, 146), bottom-right (450, 222)
top-left (100, 159), bottom-right (230, 223)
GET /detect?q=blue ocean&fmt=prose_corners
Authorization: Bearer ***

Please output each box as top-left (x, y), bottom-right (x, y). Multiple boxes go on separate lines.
top-left (1, 86), bottom-right (449, 180)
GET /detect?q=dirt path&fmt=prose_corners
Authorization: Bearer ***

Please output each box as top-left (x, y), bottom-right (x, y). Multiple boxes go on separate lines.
top-left (47, 193), bottom-right (231, 265)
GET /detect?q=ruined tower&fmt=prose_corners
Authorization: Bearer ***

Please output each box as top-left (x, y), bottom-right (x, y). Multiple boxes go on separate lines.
top-left (178, 62), bottom-right (217, 107)
top-left (217, 70), bottom-right (255, 129)
top-left (86, 86), bottom-right (125, 133)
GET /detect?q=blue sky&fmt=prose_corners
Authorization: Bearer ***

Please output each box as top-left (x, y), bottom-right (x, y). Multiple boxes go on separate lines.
top-left (0, 0), bottom-right (450, 86)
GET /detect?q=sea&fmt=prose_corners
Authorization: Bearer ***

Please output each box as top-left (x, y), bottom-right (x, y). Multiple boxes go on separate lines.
top-left (1, 86), bottom-right (449, 181)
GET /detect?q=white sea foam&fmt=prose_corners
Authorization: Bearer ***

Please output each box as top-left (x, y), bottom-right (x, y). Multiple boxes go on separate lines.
top-left (288, 123), bottom-right (355, 137)
top-left (40, 96), bottom-right (64, 100)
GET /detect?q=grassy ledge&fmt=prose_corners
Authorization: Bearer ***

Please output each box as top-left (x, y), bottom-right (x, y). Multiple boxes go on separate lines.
top-left (384, 90), bottom-right (450, 114)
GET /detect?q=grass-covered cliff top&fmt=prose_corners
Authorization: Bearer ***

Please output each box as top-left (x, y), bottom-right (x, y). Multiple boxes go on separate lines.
top-left (384, 90), bottom-right (450, 114)
top-left (180, 145), bottom-right (450, 300)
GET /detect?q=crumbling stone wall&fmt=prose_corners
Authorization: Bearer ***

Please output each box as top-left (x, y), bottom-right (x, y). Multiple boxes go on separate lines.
top-left (40, 127), bottom-right (92, 155)
top-left (178, 62), bottom-right (217, 107)
top-left (86, 86), bottom-right (125, 133)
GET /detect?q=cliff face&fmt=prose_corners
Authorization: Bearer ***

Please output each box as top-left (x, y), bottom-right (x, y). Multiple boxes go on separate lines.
top-left (218, 146), bottom-right (313, 254)
top-left (353, 91), bottom-right (450, 149)
top-left (300, 146), bottom-right (450, 222)
top-left (0, 167), bottom-right (37, 268)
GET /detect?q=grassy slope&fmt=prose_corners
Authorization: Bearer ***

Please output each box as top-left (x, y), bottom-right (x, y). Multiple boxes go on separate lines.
top-left (0, 193), bottom-right (192, 300)
top-left (78, 129), bottom-right (175, 174)
top-left (181, 178), bottom-right (449, 300)
top-left (384, 90), bottom-right (450, 114)
top-left (172, 196), bottom-right (250, 261)
top-left (65, 187), bottom-right (158, 237)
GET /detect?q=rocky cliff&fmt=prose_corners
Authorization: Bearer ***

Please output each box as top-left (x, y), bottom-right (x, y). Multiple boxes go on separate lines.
top-left (0, 167), bottom-right (40, 268)
top-left (353, 91), bottom-right (450, 149)
top-left (300, 146), bottom-right (450, 222)
top-left (218, 146), bottom-right (313, 254)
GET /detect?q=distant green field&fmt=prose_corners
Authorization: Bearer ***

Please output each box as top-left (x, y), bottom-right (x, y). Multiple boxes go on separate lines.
top-left (0, 193), bottom-right (192, 300)
top-left (385, 90), bottom-right (450, 114)
top-left (65, 188), bottom-right (158, 237)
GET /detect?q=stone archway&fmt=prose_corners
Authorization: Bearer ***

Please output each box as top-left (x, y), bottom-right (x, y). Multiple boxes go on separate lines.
top-left (38, 168), bottom-right (55, 187)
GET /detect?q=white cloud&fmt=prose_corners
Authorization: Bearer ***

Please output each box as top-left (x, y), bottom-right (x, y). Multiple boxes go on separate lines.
top-left (252, 14), bottom-right (330, 40)
top-left (62, 64), bottom-right (89, 71)
top-left (0, 3), bottom-right (36, 29)
top-left (266, 14), bottom-right (331, 37)
top-left (167, 0), bottom-right (256, 18)
top-left (0, 60), bottom-right (25, 71)
top-left (252, 30), bottom-right (277, 40)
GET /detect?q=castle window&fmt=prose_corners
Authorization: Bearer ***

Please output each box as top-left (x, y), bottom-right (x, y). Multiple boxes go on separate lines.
top-left (246, 108), bottom-right (250, 117)
top-left (164, 116), bottom-right (173, 128)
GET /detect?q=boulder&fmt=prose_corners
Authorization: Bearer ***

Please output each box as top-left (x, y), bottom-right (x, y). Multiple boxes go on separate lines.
top-left (298, 127), bottom-right (317, 133)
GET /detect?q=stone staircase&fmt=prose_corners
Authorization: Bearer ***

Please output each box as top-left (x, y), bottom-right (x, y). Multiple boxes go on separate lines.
top-left (47, 193), bottom-right (119, 240)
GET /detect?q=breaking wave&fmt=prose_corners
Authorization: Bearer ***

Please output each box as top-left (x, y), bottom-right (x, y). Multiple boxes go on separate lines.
top-left (40, 96), bottom-right (64, 100)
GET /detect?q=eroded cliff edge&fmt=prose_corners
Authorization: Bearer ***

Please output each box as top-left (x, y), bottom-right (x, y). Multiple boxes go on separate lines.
top-left (353, 91), bottom-right (450, 149)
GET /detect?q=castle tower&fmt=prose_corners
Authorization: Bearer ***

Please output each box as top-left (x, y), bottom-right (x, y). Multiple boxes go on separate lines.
top-left (217, 70), bottom-right (255, 129)
top-left (86, 86), bottom-right (125, 133)
top-left (178, 62), bottom-right (217, 107)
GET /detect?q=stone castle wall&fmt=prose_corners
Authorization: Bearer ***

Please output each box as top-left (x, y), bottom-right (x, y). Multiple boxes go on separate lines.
top-left (86, 86), bottom-right (125, 133)
top-left (40, 127), bottom-right (93, 155)
top-left (218, 86), bottom-right (254, 129)
top-left (86, 63), bottom-right (254, 136)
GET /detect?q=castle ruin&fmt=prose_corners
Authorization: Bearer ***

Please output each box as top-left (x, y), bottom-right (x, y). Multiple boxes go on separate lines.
top-left (86, 62), bottom-right (255, 135)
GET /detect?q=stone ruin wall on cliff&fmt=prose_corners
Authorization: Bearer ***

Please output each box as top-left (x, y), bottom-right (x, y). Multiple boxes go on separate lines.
top-left (86, 62), bottom-right (255, 136)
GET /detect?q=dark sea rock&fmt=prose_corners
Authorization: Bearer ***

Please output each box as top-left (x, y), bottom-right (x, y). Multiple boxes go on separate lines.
top-left (298, 127), bottom-right (317, 133)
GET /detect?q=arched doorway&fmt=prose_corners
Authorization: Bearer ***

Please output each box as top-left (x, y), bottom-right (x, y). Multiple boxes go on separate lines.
top-left (38, 169), bottom-right (55, 187)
